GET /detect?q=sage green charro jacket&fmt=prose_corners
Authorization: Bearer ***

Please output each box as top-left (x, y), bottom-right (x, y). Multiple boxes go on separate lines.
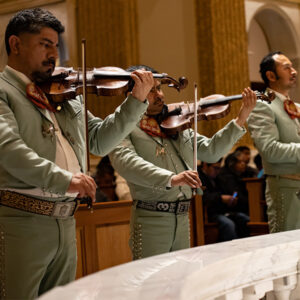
top-left (110, 120), bottom-right (246, 202)
top-left (0, 66), bottom-right (147, 199)
top-left (247, 94), bottom-right (300, 175)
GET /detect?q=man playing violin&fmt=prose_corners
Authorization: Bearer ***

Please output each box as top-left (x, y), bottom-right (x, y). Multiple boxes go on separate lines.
top-left (247, 51), bottom-right (300, 233)
top-left (0, 8), bottom-right (154, 299)
top-left (109, 65), bottom-right (257, 259)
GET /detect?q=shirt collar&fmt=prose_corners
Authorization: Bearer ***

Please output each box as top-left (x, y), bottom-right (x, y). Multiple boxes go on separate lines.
top-left (266, 87), bottom-right (289, 102)
top-left (6, 65), bottom-right (31, 85)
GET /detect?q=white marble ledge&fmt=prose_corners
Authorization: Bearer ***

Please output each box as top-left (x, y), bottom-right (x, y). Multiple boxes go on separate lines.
top-left (39, 230), bottom-right (300, 300)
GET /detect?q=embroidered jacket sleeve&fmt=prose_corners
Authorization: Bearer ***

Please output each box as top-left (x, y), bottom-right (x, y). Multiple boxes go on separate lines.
top-left (188, 120), bottom-right (246, 163)
top-left (88, 94), bottom-right (148, 156)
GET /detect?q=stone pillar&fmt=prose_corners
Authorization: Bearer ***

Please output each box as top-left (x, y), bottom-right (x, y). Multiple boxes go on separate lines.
top-left (76, 0), bottom-right (140, 118)
top-left (194, 0), bottom-right (252, 145)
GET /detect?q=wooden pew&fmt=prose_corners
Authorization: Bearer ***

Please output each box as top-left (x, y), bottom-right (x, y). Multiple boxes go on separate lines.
top-left (75, 201), bottom-right (132, 278)
top-left (189, 195), bottom-right (205, 246)
top-left (243, 177), bottom-right (269, 236)
top-left (243, 177), bottom-right (266, 222)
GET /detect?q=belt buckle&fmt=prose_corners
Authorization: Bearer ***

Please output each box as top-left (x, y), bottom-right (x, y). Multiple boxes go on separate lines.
top-left (176, 201), bottom-right (190, 215)
top-left (52, 201), bottom-right (76, 218)
top-left (156, 202), bottom-right (170, 212)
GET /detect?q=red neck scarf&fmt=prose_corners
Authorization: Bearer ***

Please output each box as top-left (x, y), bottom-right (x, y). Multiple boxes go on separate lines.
top-left (284, 99), bottom-right (300, 119)
top-left (140, 115), bottom-right (167, 138)
top-left (26, 83), bottom-right (59, 112)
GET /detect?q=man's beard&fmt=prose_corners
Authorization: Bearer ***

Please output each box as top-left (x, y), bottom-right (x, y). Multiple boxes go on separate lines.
top-left (153, 104), bottom-right (169, 124)
top-left (152, 104), bottom-right (181, 139)
top-left (153, 104), bottom-right (182, 125)
top-left (31, 59), bottom-right (55, 83)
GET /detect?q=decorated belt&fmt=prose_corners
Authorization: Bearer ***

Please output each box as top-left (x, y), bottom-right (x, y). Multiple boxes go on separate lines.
top-left (0, 190), bottom-right (78, 218)
top-left (136, 199), bottom-right (191, 215)
top-left (267, 174), bottom-right (300, 181)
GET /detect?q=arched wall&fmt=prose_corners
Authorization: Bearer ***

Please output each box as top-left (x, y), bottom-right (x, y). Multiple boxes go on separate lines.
top-left (246, 1), bottom-right (300, 101)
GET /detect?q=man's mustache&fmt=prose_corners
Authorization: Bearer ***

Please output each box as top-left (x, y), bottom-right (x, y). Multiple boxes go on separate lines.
top-left (42, 59), bottom-right (55, 68)
top-left (154, 98), bottom-right (164, 104)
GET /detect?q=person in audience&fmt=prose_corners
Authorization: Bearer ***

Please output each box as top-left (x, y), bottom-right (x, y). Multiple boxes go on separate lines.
top-left (234, 146), bottom-right (258, 178)
top-left (254, 153), bottom-right (264, 179)
top-left (94, 156), bottom-right (117, 202)
top-left (253, 152), bottom-right (268, 220)
top-left (247, 51), bottom-right (300, 233)
top-left (94, 156), bottom-right (132, 201)
top-left (110, 64), bottom-right (257, 259)
top-left (217, 151), bottom-right (250, 216)
top-left (115, 172), bottom-right (133, 200)
top-left (199, 158), bottom-right (250, 241)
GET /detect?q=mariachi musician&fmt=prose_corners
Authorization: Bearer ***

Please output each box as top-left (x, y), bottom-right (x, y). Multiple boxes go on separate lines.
top-left (0, 8), bottom-right (155, 299)
top-left (109, 64), bottom-right (257, 260)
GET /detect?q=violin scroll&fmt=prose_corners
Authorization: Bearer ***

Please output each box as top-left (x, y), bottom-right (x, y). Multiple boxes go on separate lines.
top-left (160, 76), bottom-right (188, 91)
top-left (255, 90), bottom-right (275, 103)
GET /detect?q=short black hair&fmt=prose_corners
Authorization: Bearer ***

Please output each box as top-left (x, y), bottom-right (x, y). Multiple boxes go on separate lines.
top-left (259, 51), bottom-right (282, 87)
top-left (235, 146), bottom-right (250, 153)
top-left (5, 8), bottom-right (64, 55)
top-left (200, 157), bottom-right (222, 167)
top-left (126, 65), bottom-right (158, 93)
top-left (254, 153), bottom-right (263, 170)
top-left (224, 151), bottom-right (243, 172)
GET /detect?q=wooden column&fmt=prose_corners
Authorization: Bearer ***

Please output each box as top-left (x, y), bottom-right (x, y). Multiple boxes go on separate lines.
top-left (76, 0), bottom-right (140, 118)
top-left (194, 0), bottom-right (252, 145)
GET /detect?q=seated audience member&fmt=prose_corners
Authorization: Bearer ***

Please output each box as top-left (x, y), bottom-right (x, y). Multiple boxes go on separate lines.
top-left (94, 156), bottom-right (117, 202)
top-left (234, 146), bottom-right (258, 178)
top-left (217, 151), bottom-right (250, 214)
top-left (115, 172), bottom-right (132, 200)
top-left (198, 158), bottom-right (250, 241)
top-left (254, 153), bottom-right (264, 179)
top-left (253, 153), bottom-right (267, 220)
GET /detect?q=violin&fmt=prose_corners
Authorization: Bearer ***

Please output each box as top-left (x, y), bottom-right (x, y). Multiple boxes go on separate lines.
top-left (160, 91), bottom-right (276, 135)
top-left (39, 66), bottom-right (188, 104)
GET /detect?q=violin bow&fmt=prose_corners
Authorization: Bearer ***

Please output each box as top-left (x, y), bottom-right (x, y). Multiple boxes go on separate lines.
top-left (193, 83), bottom-right (198, 196)
top-left (81, 39), bottom-right (93, 212)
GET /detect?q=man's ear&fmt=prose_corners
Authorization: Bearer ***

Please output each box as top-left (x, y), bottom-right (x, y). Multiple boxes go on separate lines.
top-left (266, 70), bottom-right (277, 83)
top-left (8, 35), bottom-right (21, 55)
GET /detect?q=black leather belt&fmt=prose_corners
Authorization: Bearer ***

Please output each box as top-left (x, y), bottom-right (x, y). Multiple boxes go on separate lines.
top-left (136, 199), bottom-right (190, 214)
top-left (0, 190), bottom-right (78, 218)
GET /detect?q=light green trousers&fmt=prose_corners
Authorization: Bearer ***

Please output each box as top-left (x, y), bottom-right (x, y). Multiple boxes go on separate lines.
top-left (266, 176), bottom-right (300, 233)
top-left (0, 206), bottom-right (77, 299)
top-left (130, 205), bottom-right (190, 260)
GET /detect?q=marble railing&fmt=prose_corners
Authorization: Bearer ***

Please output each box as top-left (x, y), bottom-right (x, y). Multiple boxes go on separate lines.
top-left (40, 230), bottom-right (300, 300)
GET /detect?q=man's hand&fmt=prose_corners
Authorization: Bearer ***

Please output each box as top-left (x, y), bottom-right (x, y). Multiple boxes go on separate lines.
top-left (131, 70), bottom-right (154, 102)
top-left (235, 87), bottom-right (257, 127)
top-left (171, 170), bottom-right (202, 188)
top-left (67, 172), bottom-right (97, 202)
